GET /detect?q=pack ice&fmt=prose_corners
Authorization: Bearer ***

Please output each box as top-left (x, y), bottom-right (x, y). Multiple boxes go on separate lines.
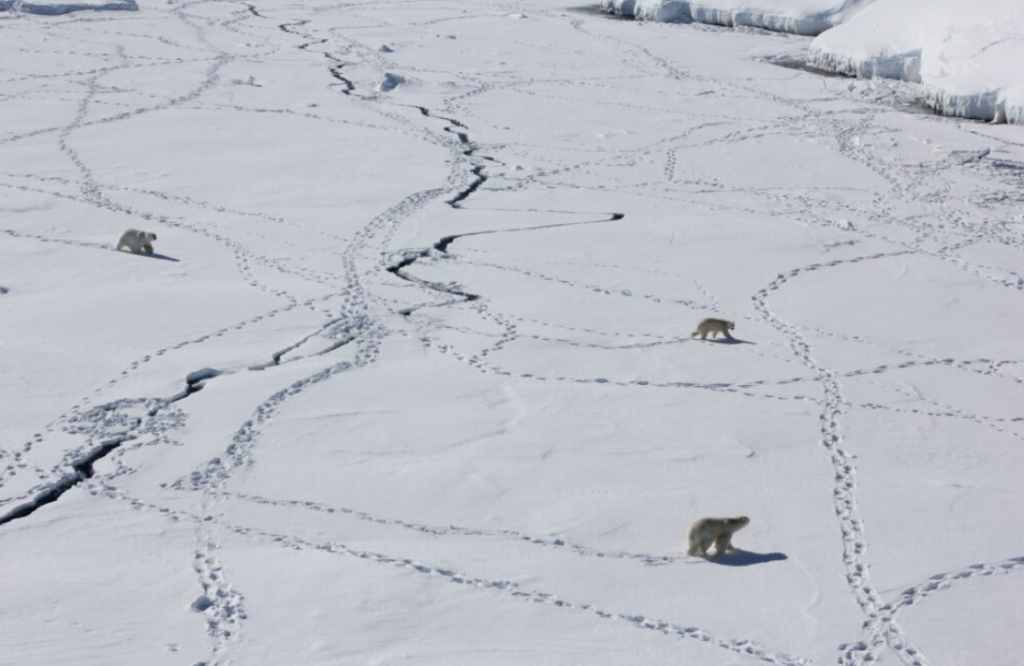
top-left (1, 1), bottom-right (1023, 665)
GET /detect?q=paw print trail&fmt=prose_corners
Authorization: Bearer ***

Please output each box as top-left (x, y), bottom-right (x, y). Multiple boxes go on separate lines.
top-left (225, 491), bottom-right (680, 566)
top-left (77, 481), bottom-right (813, 666)
top-left (0, 393), bottom-right (187, 526)
top-left (252, 530), bottom-right (813, 666)
top-left (751, 252), bottom-right (927, 666)
top-left (10, 3), bottom-right (1022, 665)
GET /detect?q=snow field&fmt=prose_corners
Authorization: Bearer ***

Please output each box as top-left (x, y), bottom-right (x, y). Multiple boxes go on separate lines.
top-left (2, 2), bottom-right (1024, 666)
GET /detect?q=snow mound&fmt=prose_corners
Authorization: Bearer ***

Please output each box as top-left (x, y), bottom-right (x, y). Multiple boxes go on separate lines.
top-left (600, 0), bottom-right (876, 35)
top-left (809, 0), bottom-right (1024, 124)
top-left (378, 72), bottom-right (405, 93)
top-left (185, 368), bottom-right (222, 385)
top-left (6, 0), bottom-right (138, 14)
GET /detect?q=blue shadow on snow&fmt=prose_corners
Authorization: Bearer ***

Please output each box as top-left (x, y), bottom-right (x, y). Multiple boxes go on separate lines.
top-left (706, 550), bottom-right (787, 566)
top-left (122, 252), bottom-right (180, 262)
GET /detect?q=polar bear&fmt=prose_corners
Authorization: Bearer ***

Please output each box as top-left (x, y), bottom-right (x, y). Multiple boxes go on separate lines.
top-left (687, 516), bottom-right (749, 557)
top-left (691, 318), bottom-right (735, 340)
top-left (116, 229), bottom-right (157, 255)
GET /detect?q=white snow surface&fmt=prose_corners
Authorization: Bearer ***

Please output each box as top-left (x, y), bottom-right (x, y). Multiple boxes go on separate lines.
top-left (809, 0), bottom-right (1024, 124)
top-left (2, 2), bottom-right (1024, 666)
top-left (4, 0), bottom-right (137, 14)
top-left (600, 0), bottom-right (876, 34)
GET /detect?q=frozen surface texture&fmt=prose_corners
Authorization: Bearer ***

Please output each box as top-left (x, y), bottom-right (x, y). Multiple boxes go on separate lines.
top-left (2, 2), bottom-right (1023, 666)
top-left (809, 0), bottom-right (1024, 123)
top-left (4, 0), bottom-right (138, 15)
top-left (600, 0), bottom-right (876, 34)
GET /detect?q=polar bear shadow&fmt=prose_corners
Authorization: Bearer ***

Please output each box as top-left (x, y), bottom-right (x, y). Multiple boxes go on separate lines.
top-left (705, 550), bottom-right (787, 566)
top-left (708, 337), bottom-right (755, 346)
top-left (120, 250), bottom-right (180, 262)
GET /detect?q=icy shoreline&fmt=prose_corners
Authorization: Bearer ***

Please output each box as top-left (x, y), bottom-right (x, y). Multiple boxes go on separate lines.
top-left (2, 0), bottom-right (138, 15)
top-left (599, 0), bottom-right (875, 36)
top-left (601, 0), bottom-right (1024, 124)
top-left (808, 0), bottom-right (1024, 124)
top-left (808, 50), bottom-right (1024, 125)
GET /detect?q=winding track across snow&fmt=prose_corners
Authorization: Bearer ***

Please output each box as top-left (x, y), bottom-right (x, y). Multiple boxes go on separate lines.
top-left (2, 2), bottom-right (1024, 666)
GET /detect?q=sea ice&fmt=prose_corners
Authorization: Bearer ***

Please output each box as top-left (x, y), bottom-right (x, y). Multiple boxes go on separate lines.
top-left (600, 0), bottom-right (876, 35)
top-left (809, 0), bottom-right (1024, 123)
top-left (5, 0), bottom-right (138, 15)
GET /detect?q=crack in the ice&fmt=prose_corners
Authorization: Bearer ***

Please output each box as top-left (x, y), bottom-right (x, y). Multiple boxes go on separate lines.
top-left (381, 96), bottom-right (627, 317)
top-left (388, 209), bottom-right (626, 317)
top-left (248, 316), bottom-right (363, 370)
top-left (277, 18), bottom-right (354, 94)
top-left (242, 2), bottom-right (264, 19)
top-left (0, 370), bottom-right (214, 527)
top-left (386, 249), bottom-right (481, 308)
top-left (447, 165), bottom-right (486, 207)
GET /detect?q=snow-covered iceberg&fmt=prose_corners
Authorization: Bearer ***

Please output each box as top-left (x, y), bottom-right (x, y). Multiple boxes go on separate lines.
top-left (809, 0), bottom-right (1024, 124)
top-left (4, 0), bottom-right (138, 15)
top-left (600, 0), bottom-right (877, 35)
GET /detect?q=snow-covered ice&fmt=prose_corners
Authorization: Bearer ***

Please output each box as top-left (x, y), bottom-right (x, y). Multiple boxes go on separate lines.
top-left (3, 0), bottom-right (138, 15)
top-left (600, 0), bottom-right (876, 34)
top-left (599, 0), bottom-right (1024, 123)
top-left (2, 1), bottom-right (1023, 665)
top-left (809, 0), bottom-right (1024, 124)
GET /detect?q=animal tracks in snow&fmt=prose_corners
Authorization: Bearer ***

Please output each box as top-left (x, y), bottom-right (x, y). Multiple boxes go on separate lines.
top-left (3, 2), bottom-right (1024, 666)
top-left (227, 491), bottom-right (680, 567)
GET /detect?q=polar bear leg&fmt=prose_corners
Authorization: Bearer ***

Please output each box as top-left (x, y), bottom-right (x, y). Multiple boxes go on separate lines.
top-left (688, 535), bottom-right (713, 557)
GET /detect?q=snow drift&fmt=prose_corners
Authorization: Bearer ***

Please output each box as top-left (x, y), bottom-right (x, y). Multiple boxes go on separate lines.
top-left (600, 0), bottom-right (877, 35)
top-left (3, 0), bottom-right (138, 14)
top-left (808, 0), bottom-right (1024, 124)
top-left (378, 72), bottom-right (406, 93)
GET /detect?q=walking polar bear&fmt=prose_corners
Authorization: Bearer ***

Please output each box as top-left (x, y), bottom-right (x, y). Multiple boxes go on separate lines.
top-left (116, 229), bottom-right (157, 255)
top-left (687, 516), bottom-right (749, 557)
top-left (692, 318), bottom-right (735, 340)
